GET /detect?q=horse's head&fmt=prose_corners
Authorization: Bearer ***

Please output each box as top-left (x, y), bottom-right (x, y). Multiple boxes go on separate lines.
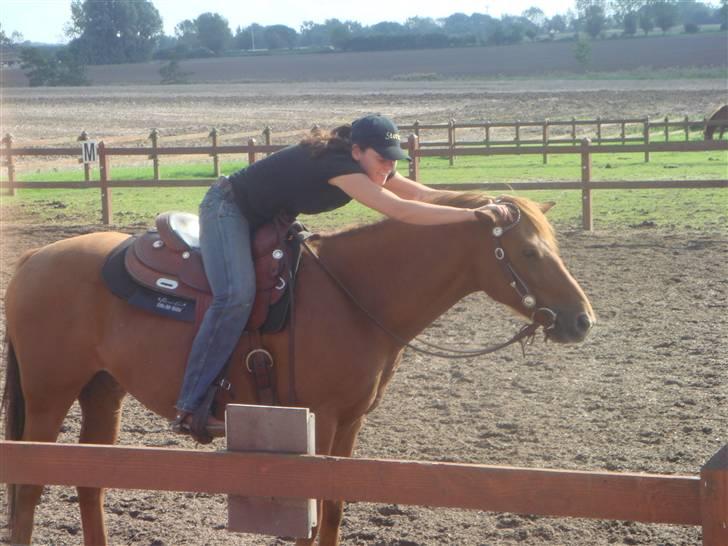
top-left (471, 194), bottom-right (595, 343)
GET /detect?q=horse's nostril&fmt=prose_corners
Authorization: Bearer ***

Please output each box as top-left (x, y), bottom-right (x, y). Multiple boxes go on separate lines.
top-left (576, 313), bottom-right (592, 333)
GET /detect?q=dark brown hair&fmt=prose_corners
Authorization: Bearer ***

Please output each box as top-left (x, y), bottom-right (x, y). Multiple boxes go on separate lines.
top-left (300, 124), bottom-right (355, 157)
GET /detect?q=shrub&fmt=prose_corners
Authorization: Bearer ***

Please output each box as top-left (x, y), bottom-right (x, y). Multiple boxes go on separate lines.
top-left (684, 22), bottom-right (700, 33)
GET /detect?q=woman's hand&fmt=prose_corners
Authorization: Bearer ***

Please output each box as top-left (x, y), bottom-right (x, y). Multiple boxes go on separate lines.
top-left (475, 202), bottom-right (514, 223)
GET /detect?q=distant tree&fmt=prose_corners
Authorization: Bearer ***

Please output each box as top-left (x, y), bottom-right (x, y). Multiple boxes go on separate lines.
top-left (719, 0), bottom-right (728, 30)
top-left (327, 19), bottom-right (353, 49)
top-left (522, 6), bottom-right (546, 32)
top-left (404, 16), bottom-right (441, 34)
top-left (469, 13), bottom-right (498, 44)
top-left (174, 20), bottom-right (199, 47)
top-left (0, 24), bottom-right (24, 46)
top-left (652, 1), bottom-right (678, 33)
top-left (159, 59), bottom-right (192, 84)
top-left (639, 7), bottom-right (655, 34)
top-left (441, 13), bottom-right (472, 35)
top-left (488, 16), bottom-right (526, 45)
top-left (194, 13), bottom-right (232, 54)
top-left (623, 11), bottom-right (638, 35)
top-left (20, 47), bottom-right (89, 86)
top-left (234, 24), bottom-right (266, 49)
top-left (677, 0), bottom-right (714, 26)
top-left (547, 14), bottom-right (567, 34)
top-left (574, 33), bottom-right (592, 71)
top-left (263, 25), bottom-right (297, 49)
top-left (369, 22), bottom-right (406, 34)
top-left (66, 0), bottom-right (162, 64)
top-left (609, 0), bottom-right (642, 22)
top-left (298, 21), bottom-right (328, 47)
top-left (582, 4), bottom-right (608, 37)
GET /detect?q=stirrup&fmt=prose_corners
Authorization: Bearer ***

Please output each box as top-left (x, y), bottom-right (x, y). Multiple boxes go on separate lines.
top-left (170, 411), bottom-right (216, 444)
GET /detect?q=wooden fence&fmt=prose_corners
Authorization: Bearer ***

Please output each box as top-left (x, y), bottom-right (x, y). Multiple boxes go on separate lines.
top-left (399, 116), bottom-right (725, 165)
top-left (1, 134), bottom-right (726, 231)
top-left (0, 440), bottom-right (725, 544)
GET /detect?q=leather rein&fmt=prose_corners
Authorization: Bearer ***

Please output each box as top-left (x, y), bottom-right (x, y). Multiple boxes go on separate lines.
top-left (299, 202), bottom-right (558, 360)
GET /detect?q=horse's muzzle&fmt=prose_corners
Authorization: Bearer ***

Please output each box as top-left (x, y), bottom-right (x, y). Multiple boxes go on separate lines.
top-left (548, 311), bottom-right (594, 343)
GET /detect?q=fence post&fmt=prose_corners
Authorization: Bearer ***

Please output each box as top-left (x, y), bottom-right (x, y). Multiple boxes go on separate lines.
top-left (643, 117), bottom-right (650, 163)
top-left (580, 138), bottom-right (593, 232)
top-left (596, 116), bottom-right (602, 145)
top-left (515, 120), bottom-right (521, 150)
top-left (448, 119), bottom-right (455, 166)
top-left (413, 120), bottom-right (420, 141)
top-left (408, 134), bottom-right (420, 181)
top-left (484, 121), bottom-right (491, 148)
top-left (78, 131), bottom-right (91, 182)
top-left (664, 115), bottom-right (669, 142)
top-left (263, 125), bottom-right (272, 157)
top-left (621, 121), bottom-right (626, 145)
top-left (684, 115), bottom-right (690, 142)
top-left (148, 129), bottom-right (160, 180)
top-left (700, 444), bottom-right (727, 546)
top-left (542, 120), bottom-right (549, 164)
top-left (571, 117), bottom-right (577, 145)
top-left (98, 141), bottom-right (112, 225)
top-left (209, 128), bottom-right (220, 177)
top-left (248, 138), bottom-right (257, 166)
top-left (2, 133), bottom-right (16, 197)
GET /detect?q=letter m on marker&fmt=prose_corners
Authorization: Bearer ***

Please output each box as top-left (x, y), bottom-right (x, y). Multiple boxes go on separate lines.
top-left (82, 140), bottom-right (98, 163)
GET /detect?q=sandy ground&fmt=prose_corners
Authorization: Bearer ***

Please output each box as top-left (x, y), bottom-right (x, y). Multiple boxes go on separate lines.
top-left (0, 80), bottom-right (726, 545)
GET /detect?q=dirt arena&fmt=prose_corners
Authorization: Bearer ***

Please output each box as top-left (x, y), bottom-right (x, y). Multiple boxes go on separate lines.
top-left (1, 80), bottom-right (726, 545)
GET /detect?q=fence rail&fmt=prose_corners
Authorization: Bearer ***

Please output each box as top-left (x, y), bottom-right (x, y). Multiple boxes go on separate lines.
top-left (0, 441), bottom-right (725, 544)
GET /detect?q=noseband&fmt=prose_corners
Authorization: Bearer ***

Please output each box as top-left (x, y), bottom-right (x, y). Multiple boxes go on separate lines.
top-left (299, 202), bottom-right (557, 359)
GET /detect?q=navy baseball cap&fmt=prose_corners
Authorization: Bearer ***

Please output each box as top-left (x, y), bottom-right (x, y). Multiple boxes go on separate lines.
top-left (351, 115), bottom-right (411, 161)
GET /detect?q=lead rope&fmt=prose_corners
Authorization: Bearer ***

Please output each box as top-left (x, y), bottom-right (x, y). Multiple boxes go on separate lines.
top-left (299, 238), bottom-right (543, 360)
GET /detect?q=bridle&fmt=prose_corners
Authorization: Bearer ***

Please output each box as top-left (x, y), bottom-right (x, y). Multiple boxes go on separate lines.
top-left (490, 202), bottom-right (558, 336)
top-left (299, 201), bottom-right (558, 359)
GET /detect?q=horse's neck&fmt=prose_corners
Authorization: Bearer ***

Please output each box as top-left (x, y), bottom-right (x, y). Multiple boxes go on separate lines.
top-left (317, 221), bottom-right (479, 342)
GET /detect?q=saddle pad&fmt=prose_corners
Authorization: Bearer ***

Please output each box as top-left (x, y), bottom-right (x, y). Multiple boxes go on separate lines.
top-left (102, 237), bottom-right (197, 322)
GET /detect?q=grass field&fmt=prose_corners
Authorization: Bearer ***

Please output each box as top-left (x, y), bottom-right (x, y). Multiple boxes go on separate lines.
top-left (4, 143), bottom-right (726, 232)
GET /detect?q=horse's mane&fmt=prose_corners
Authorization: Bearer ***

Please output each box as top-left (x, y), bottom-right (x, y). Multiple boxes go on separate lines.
top-left (322, 191), bottom-right (557, 251)
top-left (428, 191), bottom-right (557, 251)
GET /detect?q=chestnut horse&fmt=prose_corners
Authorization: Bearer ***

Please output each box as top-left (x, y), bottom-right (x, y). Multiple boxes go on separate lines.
top-left (3, 193), bottom-right (594, 546)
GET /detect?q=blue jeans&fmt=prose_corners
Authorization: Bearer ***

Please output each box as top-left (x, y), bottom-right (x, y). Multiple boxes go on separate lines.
top-left (175, 178), bottom-right (255, 413)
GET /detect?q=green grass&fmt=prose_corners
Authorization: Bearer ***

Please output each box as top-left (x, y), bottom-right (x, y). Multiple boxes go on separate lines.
top-left (2, 146), bottom-right (726, 232)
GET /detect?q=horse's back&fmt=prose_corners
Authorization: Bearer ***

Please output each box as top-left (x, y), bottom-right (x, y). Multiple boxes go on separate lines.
top-left (5, 232), bottom-right (132, 393)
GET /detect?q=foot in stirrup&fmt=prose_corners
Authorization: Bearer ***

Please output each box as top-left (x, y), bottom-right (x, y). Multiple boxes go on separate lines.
top-left (171, 411), bottom-right (225, 444)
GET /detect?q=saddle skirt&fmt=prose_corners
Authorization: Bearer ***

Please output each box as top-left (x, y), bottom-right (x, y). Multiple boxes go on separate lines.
top-left (108, 211), bottom-right (305, 333)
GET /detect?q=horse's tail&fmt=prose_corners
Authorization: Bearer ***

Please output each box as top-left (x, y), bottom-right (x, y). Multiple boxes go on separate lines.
top-left (2, 336), bottom-right (24, 530)
top-left (2, 248), bottom-right (37, 530)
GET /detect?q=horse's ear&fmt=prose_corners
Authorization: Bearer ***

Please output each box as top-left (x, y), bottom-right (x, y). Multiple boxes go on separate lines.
top-left (539, 201), bottom-right (556, 214)
top-left (474, 209), bottom-right (497, 226)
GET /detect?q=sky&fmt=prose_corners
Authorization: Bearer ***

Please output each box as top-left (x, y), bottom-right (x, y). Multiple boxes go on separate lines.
top-left (1, 0), bottom-right (576, 44)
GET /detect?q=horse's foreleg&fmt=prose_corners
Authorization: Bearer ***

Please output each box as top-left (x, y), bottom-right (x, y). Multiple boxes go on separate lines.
top-left (317, 417), bottom-right (366, 546)
top-left (77, 372), bottom-right (126, 546)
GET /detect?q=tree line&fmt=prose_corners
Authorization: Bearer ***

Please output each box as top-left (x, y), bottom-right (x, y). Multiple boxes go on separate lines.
top-left (4, 0), bottom-right (727, 86)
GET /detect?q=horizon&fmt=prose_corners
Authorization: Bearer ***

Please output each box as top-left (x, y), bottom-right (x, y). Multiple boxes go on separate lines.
top-left (3, 0), bottom-right (577, 45)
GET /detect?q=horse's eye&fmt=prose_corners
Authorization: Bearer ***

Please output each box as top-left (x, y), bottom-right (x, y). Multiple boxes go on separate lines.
top-left (523, 246), bottom-right (539, 258)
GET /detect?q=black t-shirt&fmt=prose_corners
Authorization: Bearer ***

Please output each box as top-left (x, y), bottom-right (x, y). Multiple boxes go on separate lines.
top-left (228, 144), bottom-right (364, 228)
